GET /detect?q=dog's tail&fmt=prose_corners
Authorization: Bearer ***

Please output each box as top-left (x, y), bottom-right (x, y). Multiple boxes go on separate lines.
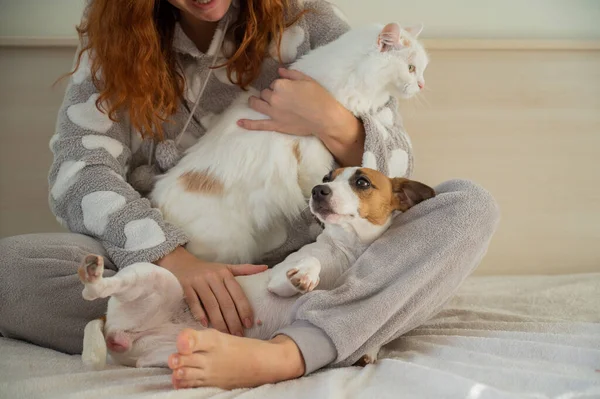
top-left (82, 317), bottom-right (107, 370)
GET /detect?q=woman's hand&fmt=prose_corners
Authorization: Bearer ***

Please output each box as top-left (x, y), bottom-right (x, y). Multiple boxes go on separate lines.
top-left (237, 68), bottom-right (365, 167)
top-left (156, 246), bottom-right (268, 337)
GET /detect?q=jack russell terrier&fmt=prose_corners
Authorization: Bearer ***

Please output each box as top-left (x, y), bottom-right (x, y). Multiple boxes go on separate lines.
top-left (79, 167), bottom-right (435, 369)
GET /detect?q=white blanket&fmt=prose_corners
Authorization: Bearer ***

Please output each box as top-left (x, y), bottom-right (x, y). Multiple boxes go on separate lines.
top-left (1, 273), bottom-right (599, 399)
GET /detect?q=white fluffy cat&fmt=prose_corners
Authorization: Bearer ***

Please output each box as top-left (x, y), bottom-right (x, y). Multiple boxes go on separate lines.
top-left (150, 22), bottom-right (428, 264)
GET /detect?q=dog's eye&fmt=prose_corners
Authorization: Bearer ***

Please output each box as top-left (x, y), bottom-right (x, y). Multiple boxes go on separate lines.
top-left (408, 64), bottom-right (416, 73)
top-left (356, 176), bottom-right (371, 188)
top-left (322, 173), bottom-right (332, 183)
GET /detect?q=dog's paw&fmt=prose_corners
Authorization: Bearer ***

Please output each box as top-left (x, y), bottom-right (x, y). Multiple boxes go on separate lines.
top-left (267, 258), bottom-right (321, 297)
top-left (78, 254), bottom-right (104, 284)
top-left (287, 267), bottom-right (320, 294)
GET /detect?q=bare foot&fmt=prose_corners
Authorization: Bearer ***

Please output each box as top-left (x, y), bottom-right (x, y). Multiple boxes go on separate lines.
top-left (168, 329), bottom-right (305, 389)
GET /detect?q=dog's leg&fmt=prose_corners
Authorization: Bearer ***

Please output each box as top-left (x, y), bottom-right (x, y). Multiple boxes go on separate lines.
top-left (267, 228), bottom-right (355, 297)
top-left (78, 254), bottom-right (176, 302)
top-left (268, 254), bottom-right (321, 297)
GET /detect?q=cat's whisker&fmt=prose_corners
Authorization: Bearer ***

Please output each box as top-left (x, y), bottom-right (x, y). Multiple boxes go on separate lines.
top-left (418, 94), bottom-right (431, 108)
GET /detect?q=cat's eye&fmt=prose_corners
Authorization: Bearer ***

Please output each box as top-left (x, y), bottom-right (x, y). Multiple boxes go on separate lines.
top-left (408, 65), bottom-right (416, 73)
top-left (322, 173), bottom-right (332, 183)
top-left (356, 176), bottom-right (371, 189)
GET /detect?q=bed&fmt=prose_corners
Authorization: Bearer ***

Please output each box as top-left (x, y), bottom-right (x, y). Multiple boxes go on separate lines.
top-left (2, 273), bottom-right (599, 399)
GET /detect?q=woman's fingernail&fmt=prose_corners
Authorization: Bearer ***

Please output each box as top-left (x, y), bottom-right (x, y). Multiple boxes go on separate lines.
top-left (201, 318), bottom-right (208, 328)
top-left (188, 336), bottom-right (194, 349)
top-left (237, 120), bottom-right (244, 126)
top-left (244, 318), bottom-right (252, 328)
top-left (177, 369), bottom-right (184, 378)
top-left (172, 356), bottom-right (179, 366)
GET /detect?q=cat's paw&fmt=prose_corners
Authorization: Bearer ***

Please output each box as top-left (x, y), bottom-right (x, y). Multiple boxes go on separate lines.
top-left (79, 255), bottom-right (105, 300)
top-left (267, 258), bottom-right (321, 297)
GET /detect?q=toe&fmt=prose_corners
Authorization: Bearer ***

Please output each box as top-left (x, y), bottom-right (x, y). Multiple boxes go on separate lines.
top-left (169, 352), bottom-right (206, 370)
top-left (173, 366), bottom-right (206, 383)
top-left (174, 378), bottom-right (205, 389)
top-left (176, 328), bottom-right (220, 355)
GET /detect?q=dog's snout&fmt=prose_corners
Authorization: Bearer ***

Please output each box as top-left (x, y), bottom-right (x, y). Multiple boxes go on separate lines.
top-left (312, 184), bottom-right (332, 200)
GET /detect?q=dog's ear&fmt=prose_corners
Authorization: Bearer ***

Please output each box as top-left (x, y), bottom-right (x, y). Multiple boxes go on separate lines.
top-left (391, 178), bottom-right (435, 211)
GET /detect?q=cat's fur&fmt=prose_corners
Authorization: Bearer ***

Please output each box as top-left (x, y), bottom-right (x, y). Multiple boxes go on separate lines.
top-left (150, 22), bottom-right (428, 264)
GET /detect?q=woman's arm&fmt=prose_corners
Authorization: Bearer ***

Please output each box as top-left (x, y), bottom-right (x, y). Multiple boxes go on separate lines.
top-left (50, 50), bottom-right (188, 268)
top-left (51, 49), bottom-right (265, 335)
top-left (239, 1), bottom-right (412, 175)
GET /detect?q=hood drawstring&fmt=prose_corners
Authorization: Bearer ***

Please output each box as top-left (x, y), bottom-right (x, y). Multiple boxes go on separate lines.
top-left (174, 23), bottom-right (227, 147)
top-left (129, 15), bottom-right (231, 194)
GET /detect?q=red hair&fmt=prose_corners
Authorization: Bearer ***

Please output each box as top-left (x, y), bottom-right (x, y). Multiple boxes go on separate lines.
top-left (71, 0), bottom-right (306, 139)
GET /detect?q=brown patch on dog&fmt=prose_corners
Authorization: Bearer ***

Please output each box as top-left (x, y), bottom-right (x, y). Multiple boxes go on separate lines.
top-left (391, 177), bottom-right (435, 212)
top-left (352, 168), bottom-right (435, 224)
top-left (292, 141), bottom-right (302, 163)
top-left (353, 354), bottom-right (375, 367)
top-left (329, 168), bottom-right (345, 181)
top-left (99, 315), bottom-right (107, 323)
top-left (179, 171), bottom-right (223, 195)
top-left (353, 168), bottom-right (396, 225)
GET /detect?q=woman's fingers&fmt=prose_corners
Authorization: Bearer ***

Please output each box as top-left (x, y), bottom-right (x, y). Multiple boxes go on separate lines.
top-left (260, 88), bottom-right (274, 105)
top-left (207, 275), bottom-right (244, 336)
top-left (249, 95), bottom-right (272, 116)
top-left (183, 286), bottom-right (207, 327)
top-left (223, 276), bottom-right (254, 329)
top-left (194, 279), bottom-right (228, 334)
top-left (228, 264), bottom-right (268, 276)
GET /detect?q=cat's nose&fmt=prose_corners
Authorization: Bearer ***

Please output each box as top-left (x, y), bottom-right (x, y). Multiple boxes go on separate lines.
top-left (418, 81), bottom-right (424, 90)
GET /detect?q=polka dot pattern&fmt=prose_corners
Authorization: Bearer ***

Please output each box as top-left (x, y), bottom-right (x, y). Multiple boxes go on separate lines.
top-left (388, 149), bottom-right (409, 177)
top-left (377, 107), bottom-right (394, 129)
top-left (331, 4), bottom-right (350, 24)
top-left (214, 64), bottom-right (236, 86)
top-left (72, 50), bottom-right (91, 85)
top-left (269, 26), bottom-right (305, 64)
top-left (82, 135), bottom-right (124, 159)
top-left (82, 191), bottom-right (127, 235)
top-left (124, 218), bottom-right (166, 251)
top-left (371, 118), bottom-right (389, 141)
top-left (67, 93), bottom-right (113, 134)
top-left (362, 151), bottom-right (377, 170)
top-left (51, 161), bottom-right (86, 200)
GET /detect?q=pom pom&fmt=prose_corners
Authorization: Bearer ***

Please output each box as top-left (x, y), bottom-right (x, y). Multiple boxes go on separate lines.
top-left (129, 164), bottom-right (160, 194)
top-left (155, 139), bottom-right (183, 172)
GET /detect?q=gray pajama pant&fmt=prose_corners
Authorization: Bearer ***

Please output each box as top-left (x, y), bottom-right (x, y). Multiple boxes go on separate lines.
top-left (0, 179), bottom-right (499, 374)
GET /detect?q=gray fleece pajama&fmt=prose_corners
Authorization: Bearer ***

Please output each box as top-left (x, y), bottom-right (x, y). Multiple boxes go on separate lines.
top-left (0, 0), bottom-right (499, 374)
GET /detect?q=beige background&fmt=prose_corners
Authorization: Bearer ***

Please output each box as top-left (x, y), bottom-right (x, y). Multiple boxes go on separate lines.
top-left (1, 0), bottom-right (599, 39)
top-left (0, 1), bottom-right (599, 275)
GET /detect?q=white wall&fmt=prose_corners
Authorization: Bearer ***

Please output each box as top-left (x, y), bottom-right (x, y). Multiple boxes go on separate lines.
top-left (332, 0), bottom-right (600, 39)
top-left (0, 0), bottom-right (599, 39)
top-left (0, 0), bottom-right (86, 37)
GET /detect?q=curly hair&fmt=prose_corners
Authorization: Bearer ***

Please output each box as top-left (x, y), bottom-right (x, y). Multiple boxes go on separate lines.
top-left (71, 0), bottom-right (305, 139)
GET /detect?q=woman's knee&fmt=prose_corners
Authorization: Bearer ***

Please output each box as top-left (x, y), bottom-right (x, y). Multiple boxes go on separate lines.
top-left (0, 234), bottom-right (39, 283)
top-left (0, 235), bottom-right (43, 326)
top-left (436, 179), bottom-right (500, 232)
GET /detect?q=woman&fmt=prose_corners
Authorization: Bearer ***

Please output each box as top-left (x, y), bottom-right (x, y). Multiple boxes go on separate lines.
top-left (0, 0), bottom-right (499, 390)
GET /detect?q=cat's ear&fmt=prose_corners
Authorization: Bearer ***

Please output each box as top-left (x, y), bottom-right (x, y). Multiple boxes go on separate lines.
top-left (404, 23), bottom-right (424, 38)
top-left (377, 23), bottom-right (401, 52)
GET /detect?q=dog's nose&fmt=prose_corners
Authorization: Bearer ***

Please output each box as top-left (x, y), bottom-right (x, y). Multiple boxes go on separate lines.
top-left (312, 184), bottom-right (332, 200)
